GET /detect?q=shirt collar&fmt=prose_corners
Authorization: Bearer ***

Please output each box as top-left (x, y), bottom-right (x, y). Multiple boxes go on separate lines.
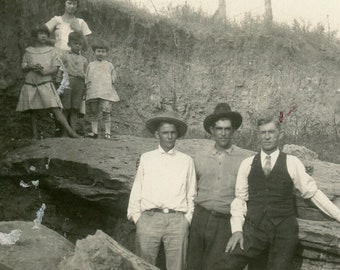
top-left (158, 145), bottom-right (176, 155)
top-left (260, 148), bottom-right (279, 160)
top-left (212, 144), bottom-right (234, 155)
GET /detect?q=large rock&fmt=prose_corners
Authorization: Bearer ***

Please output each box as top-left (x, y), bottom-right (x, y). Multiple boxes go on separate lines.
top-left (58, 230), bottom-right (159, 270)
top-left (0, 221), bottom-right (74, 270)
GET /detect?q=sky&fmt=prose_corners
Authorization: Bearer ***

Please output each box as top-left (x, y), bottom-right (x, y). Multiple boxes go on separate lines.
top-left (128, 0), bottom-right (340, 36)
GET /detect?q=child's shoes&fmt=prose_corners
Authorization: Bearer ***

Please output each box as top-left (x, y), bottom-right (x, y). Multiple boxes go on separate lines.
top-left (104, 133), bottom-right (111, 140)
top-left (86, 132), bottom-right (98, 139)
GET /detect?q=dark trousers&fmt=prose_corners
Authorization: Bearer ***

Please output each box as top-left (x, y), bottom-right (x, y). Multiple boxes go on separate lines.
top-left (216, 214), bottom-right (299, 270)
top-left (187, 204), bottom-right (231, 270)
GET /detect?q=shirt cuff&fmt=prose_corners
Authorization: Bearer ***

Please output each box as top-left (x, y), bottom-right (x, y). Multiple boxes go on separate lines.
top-left (184, 213), bottom-right (193, 224)
top-left (132, 213), bottom-right (141, 224)
top-left (336, 213), bottom-right (340, 223)
top-left (230, 216), bottom-right (244, 233)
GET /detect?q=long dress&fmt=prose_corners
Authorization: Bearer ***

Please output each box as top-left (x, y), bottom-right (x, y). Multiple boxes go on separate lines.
top-left (16, 46), bottom-right (63, 111)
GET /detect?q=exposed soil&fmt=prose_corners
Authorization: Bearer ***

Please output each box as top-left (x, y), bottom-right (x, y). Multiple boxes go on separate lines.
top-left (1, 0), bottom-right (340, 162)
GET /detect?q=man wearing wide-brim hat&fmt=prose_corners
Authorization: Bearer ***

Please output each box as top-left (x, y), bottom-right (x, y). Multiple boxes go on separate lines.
top-left (127, 111), bottom-right (196, 270)
top-left (187, 103), bottom-right (255, 270)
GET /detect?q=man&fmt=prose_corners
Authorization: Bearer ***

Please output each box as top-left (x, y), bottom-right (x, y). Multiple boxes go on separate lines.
top-left (187, 103), bottom-right (254, 270)
top-left (218, 115), bottom-right (340, 270)
top-left (127, 111), bottom-right (196, 270)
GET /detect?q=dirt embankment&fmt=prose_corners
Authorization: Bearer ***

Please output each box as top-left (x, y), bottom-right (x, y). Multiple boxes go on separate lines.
top-left (1, 0), bottom-right (340, 161)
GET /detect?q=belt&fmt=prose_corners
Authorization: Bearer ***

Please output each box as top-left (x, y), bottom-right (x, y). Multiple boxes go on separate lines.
top-left (146, 208), bottom-right (183, 214)
top-left (196, 204), bottom-right (230, 219)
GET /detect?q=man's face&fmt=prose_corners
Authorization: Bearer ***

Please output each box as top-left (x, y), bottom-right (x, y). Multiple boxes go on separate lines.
top-left (210, 119), bottom-right (234, 150)
top-left (155, 123), bottom-right (178, 152)
top-left (258, 122), bottom-right (282, 154)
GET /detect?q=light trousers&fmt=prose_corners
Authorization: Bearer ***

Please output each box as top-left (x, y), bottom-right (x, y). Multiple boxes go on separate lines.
top-left (135, 211), bottom-right (189, 270)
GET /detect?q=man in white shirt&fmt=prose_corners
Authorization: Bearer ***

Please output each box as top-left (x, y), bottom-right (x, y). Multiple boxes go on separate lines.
top-left (217, 115), bottom-right (340, 270)
top-left (127, 111), bottom-right (196, 270)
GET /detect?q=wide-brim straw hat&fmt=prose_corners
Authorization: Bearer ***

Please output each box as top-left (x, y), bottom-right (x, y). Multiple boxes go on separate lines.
top-left (203, 103), bottom-right (242, 134)
top-left (146, 111), bottom-right (188, 138)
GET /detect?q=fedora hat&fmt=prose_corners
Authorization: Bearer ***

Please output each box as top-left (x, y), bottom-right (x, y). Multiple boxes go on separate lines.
top-left (146, 111), bottom-right (188, 138)
top-left (203, 103), bottom-right (242, 134)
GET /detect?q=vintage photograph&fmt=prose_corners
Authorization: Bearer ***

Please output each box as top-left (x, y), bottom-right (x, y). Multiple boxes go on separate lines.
top-left (0, 0), bottom-right (340, 269)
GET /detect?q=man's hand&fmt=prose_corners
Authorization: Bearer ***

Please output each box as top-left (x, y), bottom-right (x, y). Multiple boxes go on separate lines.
top-left (225, 231), bottom-right (244, 253)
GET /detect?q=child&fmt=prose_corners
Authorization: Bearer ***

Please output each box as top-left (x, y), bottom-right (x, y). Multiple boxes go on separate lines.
top-left (85, 39), bottom-right (120, 139)
top-left (57, 31), bottom-right (88, 135)
top-left (16, 25), bottom-right (79, 139)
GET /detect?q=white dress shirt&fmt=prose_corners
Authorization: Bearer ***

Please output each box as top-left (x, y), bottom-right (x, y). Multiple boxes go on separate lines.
top-left (231, 149), bottom-right (340, 233)
top-left (127, 145), bottom-right (197, 224)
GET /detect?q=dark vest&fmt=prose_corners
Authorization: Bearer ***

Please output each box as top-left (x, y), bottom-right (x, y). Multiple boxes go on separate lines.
top-left (247, 152), bottom-right (296, 225)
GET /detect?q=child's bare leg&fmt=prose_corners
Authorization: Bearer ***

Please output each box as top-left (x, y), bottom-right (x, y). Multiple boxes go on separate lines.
top-left (61, 109), bottom-right (70, 137)
top-left (30, 110), bottom-right (39, 139)
top-left (51, 108), bottom-right (79, 138)
top-left (69, 109), bottom-right (78, 132)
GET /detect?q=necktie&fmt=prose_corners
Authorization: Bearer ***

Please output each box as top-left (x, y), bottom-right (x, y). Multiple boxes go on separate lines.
top-left (263, 155), bottom-right (271, 176)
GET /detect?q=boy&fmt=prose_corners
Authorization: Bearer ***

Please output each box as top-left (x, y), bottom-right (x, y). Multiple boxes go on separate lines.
top-left (85, 39), bottom-right (119, 139)
top-left (57, 31), bottom-right (88, 135)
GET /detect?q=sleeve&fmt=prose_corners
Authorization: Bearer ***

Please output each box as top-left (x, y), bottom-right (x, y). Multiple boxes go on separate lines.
top-left (184, 158), bottom-right (197, 223)
top-left (21, 52), bottom-right (29, 69)
top-left (310, 190), bottom-right (340, 222)
top-left (51, 49), bottom-right (60, 67)
top-left (83, 57), bottom-right (89, 74)
top-left (79, 19), bottom-right (92, 36)
top-left (59, 54), bottom-right (66, 66)
top-left (288, 155), bottom-right (340, 222)
top-left (110, 63), bottom-right (117, 83)
top-left (230, 157), bottom-right (252, 233)
top-left (127, 155), bottom-right (144, 223)
top-left (287, 155), bottom-right (318, 198)
top-left (45, 16), bottom-right (58, 32)
top-left (85, 63), bottom-right (91, 85)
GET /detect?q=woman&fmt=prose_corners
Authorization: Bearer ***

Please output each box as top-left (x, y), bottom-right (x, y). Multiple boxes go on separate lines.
top-left (45, 0), bottom-right (92, 52)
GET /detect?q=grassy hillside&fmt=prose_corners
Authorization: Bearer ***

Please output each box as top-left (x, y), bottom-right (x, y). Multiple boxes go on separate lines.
top-left (1, 0), bottom-right (340, 162)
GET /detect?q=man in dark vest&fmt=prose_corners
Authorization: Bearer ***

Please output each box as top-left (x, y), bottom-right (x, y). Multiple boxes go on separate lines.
top-left (217, 115), bottom-right (340, 270)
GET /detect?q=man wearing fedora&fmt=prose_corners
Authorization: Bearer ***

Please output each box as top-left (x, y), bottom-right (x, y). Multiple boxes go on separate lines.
top-left (217, 114), bottom-right (340, 270)
top-left (187, 103), bottom-right (255, 270)
top-left (127, 111), bottom-right (196, 270)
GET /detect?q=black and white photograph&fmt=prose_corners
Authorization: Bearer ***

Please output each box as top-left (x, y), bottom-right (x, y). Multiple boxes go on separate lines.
top-left (0, 0), bottom-right (340, 269)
